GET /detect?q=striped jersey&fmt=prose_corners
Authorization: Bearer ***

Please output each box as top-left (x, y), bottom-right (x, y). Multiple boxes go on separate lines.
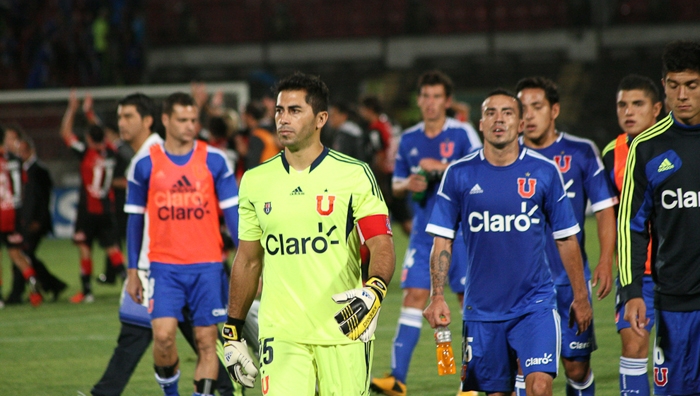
top-left (520, 133), bottom-right (618, 285)
top-left (238, 147), bottom-right (390, 344)
top-left (66, 136), bottom-right (117, 215)
top-left (427, 148), bottom-right (579, 321)
top-left (0, 151), bottom-right (22, 232)
top-left (618, 114), bottom-right (700, 311)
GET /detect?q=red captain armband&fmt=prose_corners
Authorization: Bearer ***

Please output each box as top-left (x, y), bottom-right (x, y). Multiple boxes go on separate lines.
top-left (357, 214), bottom-right (392, 244)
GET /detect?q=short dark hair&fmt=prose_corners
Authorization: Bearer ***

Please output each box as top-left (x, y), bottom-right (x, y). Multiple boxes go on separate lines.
top-left (662, 40), bottom-right (700, 77)
top-left (118, 93), bottom-right (157, 128)
top-left (0, 122), bottom-right (25, 142)
top-left (209, 116), bottom-right (229, 139)
top-left (515, 76), bottom-right (559, 106)
top-left (618, 74), bottom-right (661, 104)
top-left (163, 92), bottom-right (197, 116)
top-left (417, 70), bottom-right (453, 98)
top-left (88, 125), bottom-right (105, 143)
top-left (275, 72), bottom-right (329, 115)
top-left (360, 96), bottom-right (383, 115)
top-left (483, 88), bottom-right (523, 118)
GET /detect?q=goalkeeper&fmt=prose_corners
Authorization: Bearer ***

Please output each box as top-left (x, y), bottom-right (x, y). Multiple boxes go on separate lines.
top-left (222, 72), bottom-right (395, 395)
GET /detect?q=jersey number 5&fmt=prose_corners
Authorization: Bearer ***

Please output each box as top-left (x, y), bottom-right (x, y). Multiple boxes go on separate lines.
top-left (260, 337), bottom-right (275, 365)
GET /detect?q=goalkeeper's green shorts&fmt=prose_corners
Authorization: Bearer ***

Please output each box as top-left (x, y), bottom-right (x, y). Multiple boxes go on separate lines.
top-left (257, 337), bottom-right (374, 395)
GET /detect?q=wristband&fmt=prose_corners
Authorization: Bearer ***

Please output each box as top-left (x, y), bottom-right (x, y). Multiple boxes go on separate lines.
top-left (222, 316), bottom-right (245, 341)
top-left (365, 276), bottom-right (388, 301)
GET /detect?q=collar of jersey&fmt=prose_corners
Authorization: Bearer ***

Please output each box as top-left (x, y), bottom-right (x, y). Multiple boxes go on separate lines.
top-left (281, 146), bottom-right (329, 173)
top-left (671, 112), bottom-right (700, 131)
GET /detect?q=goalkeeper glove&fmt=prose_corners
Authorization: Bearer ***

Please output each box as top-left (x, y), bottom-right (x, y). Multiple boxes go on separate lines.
top-left (222, 318), bottom-right (258, 388)
top-left (332, 276), bottom-right (387, 342)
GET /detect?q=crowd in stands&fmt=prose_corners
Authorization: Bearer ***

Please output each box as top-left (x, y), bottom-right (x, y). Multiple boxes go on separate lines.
top-left (0, 0), bottom-right (146, 90)
top-left (1, 1), bottom-right (698, 91)
top-left (146, 0), bottom-right (698, 46)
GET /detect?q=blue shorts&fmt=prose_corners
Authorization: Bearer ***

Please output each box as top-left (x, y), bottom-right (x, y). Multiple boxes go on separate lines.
top-left (460, 308), bottom-right (560, 393)
top-left (653, 309), bottom-right (700, 395)
top-left (616, 275), bottom-right (655, 332)
top-left (148, 263), bottom-right (228, 327)
top-left (556, 282), bottom-right (597, 359)
top-left (400, 235), bottom-right (467, 294)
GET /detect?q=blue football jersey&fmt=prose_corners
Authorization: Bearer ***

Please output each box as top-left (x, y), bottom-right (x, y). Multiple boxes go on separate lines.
top-left (393, 118), bottom-right (482, 246)
top-left (520, 133), bottom-right (617, 285)
top-left (426, 148), bottom-right (579, 321)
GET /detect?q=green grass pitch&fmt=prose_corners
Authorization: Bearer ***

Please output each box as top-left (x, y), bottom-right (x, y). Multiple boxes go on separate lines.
top-left (0, 218), bottom-right (646, 394)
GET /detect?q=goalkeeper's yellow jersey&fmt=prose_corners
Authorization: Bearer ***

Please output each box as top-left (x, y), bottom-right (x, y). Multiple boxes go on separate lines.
top-left (238, 147), bottom-right (389, 345)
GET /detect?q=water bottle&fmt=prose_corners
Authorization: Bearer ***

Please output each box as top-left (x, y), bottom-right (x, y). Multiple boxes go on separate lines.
top-left (412, 168), bottom-right (429, 203)
top-left (435, 326), bottom-right (456, 375)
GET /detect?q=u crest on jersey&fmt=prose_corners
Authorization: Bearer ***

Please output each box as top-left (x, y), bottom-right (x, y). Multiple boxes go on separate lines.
top-left (316, 195), bottom-right (335, 216)
top-left (553, 155), bottom-right (572, 173)
top-left (261, 375), bottom-right (270, 394)
top-left (517, 178), bottom-right (537, 199)
top-left (440, 141), bottom-right (455, 158)
top-left (654, 367), bottom-right (669, 387)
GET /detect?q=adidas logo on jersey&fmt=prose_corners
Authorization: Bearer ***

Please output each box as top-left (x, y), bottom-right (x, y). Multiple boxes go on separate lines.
top-left (409, 147), bottom-right (419, 156)
top-left (171, 175), bottom-right (195, 193)
top-left (172, 175), bottom-right (193, 188)
top-left (290, 186), bottom-right (304, 195)
top-left (469, 184), bottom-right (484, 195)
top-left (658, 158), bottom-right (675, 172)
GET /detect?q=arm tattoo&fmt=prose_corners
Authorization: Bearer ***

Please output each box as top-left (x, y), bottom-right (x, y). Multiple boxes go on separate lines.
top-left (430, 249), bottom-right (451, 297)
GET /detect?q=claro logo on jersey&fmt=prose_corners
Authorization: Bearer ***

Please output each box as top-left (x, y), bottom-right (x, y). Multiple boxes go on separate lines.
top-left (468, 202), bottom-right (541, 232)
top-left (265, 221), bottom-right (340, 255)
top-left (525, 353), bottom-right (553, 367)
top-left (661, 188), bottom-right (700, 209)
top-left (154, 175), bottom-right (211, 220)
top-left (569, 341), bottom-right (592, 350)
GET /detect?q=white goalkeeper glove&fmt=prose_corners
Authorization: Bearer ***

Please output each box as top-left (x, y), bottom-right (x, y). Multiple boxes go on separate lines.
top-left (222, 320), bottom-right (258, 388)
top-left (332, 276), bottom-right (387, 342)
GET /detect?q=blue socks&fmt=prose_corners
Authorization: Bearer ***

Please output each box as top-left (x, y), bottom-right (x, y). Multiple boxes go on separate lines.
top-left (620, 357), bottom-right (650, 395)
top-left (391, 307), bottom-right (423, 383)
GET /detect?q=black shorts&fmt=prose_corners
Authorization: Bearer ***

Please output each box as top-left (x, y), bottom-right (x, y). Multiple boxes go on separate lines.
top-left (73, 207), bottom-right (119, 248)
